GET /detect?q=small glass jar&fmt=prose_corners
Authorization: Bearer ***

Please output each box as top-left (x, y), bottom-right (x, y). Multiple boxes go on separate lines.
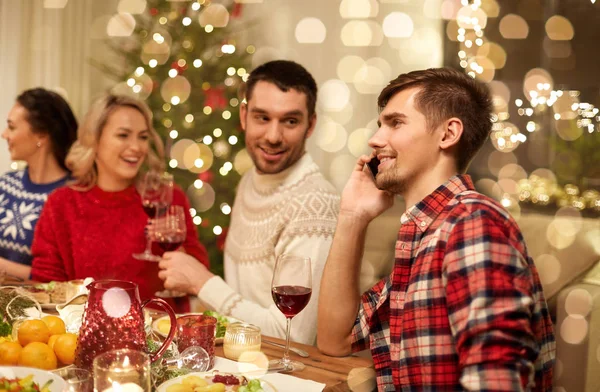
top-left (223, 322), bottom-right (262, 362)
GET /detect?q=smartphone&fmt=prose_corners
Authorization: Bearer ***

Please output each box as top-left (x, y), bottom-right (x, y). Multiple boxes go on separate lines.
top-left (367, 157), bottom-right (380, 178)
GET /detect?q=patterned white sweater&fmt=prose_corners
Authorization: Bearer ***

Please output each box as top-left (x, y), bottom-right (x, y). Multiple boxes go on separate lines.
top-left (198, 153), bottom-right (339, 345)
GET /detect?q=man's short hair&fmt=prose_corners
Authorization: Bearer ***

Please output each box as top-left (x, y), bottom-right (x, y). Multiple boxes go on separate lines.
top-left (245, 60), bottom-right (318, 117)
top-left (378, 67), bottom-right (493, 173)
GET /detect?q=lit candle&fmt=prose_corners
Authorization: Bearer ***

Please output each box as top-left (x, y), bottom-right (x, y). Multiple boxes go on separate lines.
top-left (102, 382), bottom-right (145, 392)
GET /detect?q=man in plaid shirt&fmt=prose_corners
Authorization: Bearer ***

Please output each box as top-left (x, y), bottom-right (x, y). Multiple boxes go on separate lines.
top-left (317, 68), bottom-right (555, 391)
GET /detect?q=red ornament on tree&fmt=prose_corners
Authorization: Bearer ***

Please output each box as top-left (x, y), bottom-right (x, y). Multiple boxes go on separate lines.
top-left (204, 87), bottom-right (228, 109)
top-left (198, 171), bottom-right (214, 183)
top-left (150, 8), bottom-right (159, 16)
top-left (231, 4), bottom-right (243, 19)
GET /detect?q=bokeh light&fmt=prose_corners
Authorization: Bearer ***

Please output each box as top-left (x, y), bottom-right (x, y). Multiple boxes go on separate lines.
top-left (339, 0), bottom-right (378, 19)
top-left (107, 13), bottom-right (135, 37)
top-left (481, 0), bottom-right (500, 17)
top-left (490, 122), bottom-right (525, 153)
top-left (318, 80), bottom-right (351, 111)
top-left (117, 0), bottom-right (146, 14)
top-left (382, 12), bottom-right (413, 38)
top-left (233, 149), bottom-right (254, 175)
top-left (440, 0), bottom-right (460, 20)
top-left (456, 5), bottom-right (488, 30)
top-left (295, 18), bottom-right (327, 44)
top-left (323, 103), bottom-right (354, 126)
top-left (341, 21), bottom-right (383, 46)
top-left (315, 118), bottom-right (348, 153)
top-left (523, 68), bottom-right (554, 102)
top-left (489, 80), bottom-right (511, 113)
top-left (499, 14), bottom-right (529, 39)
top-left (543, 38), bottom-right (572, 59)
top-left (535, 254), bottom-right (562, 286)
top-left (198, 4), bottom-right (229, 28)
top-left (160, 76), bottom-right (191, 105)
top-left (337, 55), bottom-right (366, 83)
top-left (348, 128), bottom-right (375, 157)
top-left (187, 183), bottom-right (216, 213)
top-left (545, 15), bottom-right (575, 41)
top-left (477, 42), bottom-right (507, 69)
top-left (487, 151), bottom-right (517, 177)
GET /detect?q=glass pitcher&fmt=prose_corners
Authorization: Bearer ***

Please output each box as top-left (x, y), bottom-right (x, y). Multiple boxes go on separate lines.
top-left (74, 280), bottom-right (177, 370)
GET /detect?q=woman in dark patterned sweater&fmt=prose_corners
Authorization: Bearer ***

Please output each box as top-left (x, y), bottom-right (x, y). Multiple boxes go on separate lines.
top-left (0, 88), bottom-right (77, 279)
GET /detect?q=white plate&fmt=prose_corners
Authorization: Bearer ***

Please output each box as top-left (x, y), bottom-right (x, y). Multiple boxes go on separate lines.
top-left (0, 366), bottom-right (67, 392)
top-left (157, 371), bottom-right (277, 392)
top-left (152, 313), bottom-right (240, 344)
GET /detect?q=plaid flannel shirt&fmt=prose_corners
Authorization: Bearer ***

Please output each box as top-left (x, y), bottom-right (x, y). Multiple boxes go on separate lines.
top-left (352, 175), bottom-right (555, 391)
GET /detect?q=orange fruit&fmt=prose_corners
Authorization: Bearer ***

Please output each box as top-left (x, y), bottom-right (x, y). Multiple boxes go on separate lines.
top-left (18, 342), bottom-right (57, 370)
top-left (0, 341), bottom-right (23, 365)
top-left (53, 333), bottom-right (78, 365)
top-left (42, 315), bottom-right (66, 336)
top-left (47, 335), bottom-right (60, 351)
top-left (18, 319), bottom-right (51, 346)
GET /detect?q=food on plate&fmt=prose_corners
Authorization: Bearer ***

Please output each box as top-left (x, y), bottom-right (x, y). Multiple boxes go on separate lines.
top-left (17, 282), bottom-right (68, 305)
top-left (202, 311), bottom-right (230, 339)
top-left (0, 374), bottom-right (53, 392)
top-left (165, 373), bottom-right (264, 392)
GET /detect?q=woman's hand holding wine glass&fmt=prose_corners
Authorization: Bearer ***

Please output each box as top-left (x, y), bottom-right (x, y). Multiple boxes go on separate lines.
top-left (270, 254), bottom-right (312, 372)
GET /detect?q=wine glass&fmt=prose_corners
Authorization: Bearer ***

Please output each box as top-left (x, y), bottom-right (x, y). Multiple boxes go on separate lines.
top-left (133, 172), bottom-right (174, 261)
top-left (152, 205), bottom-right (187, 298)
top-left (269, 254), bottom-right (312, 372)
top-left (151, 205), bottom-right (186, 253)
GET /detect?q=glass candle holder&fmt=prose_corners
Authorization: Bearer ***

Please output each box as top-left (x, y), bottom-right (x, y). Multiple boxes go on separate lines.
top-left (223, 323), bottom-right (262, 362)
top-left (93, 349), bottom-right (151, 392)
top-left (52, 367), bottom-right (92, 392)
top-left (176, 315), bottom-right (216, 369)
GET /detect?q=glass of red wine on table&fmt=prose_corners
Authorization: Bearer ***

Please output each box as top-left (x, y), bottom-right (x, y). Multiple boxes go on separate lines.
top-left (133, 171), bottom-right (174, 262)
top-left (270, 254), bottom-right (312, 372)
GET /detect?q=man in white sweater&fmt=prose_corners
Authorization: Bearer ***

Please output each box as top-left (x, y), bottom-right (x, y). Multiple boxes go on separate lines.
top-left (158, 60), bottom-right (339, 345)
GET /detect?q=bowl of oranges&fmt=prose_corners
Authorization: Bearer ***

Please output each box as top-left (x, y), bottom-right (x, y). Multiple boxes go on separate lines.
top-left (0, 315), bottom-right (77, 370)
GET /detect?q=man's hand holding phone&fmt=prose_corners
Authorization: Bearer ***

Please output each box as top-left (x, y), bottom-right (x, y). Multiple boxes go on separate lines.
top-left (339, 154), bottom-right (394, 222)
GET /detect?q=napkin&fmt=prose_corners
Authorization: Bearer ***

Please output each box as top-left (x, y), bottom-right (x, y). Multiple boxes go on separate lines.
top-left (213, 356), bottom-right (325, 392)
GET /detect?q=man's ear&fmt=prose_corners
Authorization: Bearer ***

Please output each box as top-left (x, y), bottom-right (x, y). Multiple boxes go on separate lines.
top-left (439, 117), bottom-right (463, 150)
top-left (306, 113), bottom-right (317, 138)
top-left (239, 102), bottom-right (248, 131)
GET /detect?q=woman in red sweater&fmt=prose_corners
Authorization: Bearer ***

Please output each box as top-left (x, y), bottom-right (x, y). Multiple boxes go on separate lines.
top-left (30, 94), bottom-right (209, 312)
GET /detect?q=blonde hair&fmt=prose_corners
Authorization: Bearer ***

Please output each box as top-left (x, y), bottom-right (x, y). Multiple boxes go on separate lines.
top-left (66, 94), bottom-right (165, 190)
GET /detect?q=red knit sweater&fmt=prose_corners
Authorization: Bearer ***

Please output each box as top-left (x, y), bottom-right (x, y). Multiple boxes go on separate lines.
top-left (30, 184), bottom-right (209, 313)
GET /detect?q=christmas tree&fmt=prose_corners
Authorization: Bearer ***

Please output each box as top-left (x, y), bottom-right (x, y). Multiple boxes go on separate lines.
top-left (100, 0), bottom-right (254, 276)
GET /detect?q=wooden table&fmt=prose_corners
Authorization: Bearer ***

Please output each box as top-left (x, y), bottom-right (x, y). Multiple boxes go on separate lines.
top-left (215, 336), bottom-right (374, 392)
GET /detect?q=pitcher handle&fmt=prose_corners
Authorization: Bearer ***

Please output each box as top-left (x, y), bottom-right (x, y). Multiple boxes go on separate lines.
top-left (141, 298), bottom-right (177, 363)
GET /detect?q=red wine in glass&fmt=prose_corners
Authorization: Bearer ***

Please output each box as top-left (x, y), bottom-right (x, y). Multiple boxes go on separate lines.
top-left (142, 201), bottom-right (160, 218)
top-left (271, 285), bottom-right (312, 318)
top-left (269, 254), bottom-right (312, 372)
top-left (156, 235), bottom-right (185, 252)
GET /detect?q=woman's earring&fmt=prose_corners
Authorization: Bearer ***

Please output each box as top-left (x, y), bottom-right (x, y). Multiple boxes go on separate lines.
top-left (36, 141), bottom-right (42, 148)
